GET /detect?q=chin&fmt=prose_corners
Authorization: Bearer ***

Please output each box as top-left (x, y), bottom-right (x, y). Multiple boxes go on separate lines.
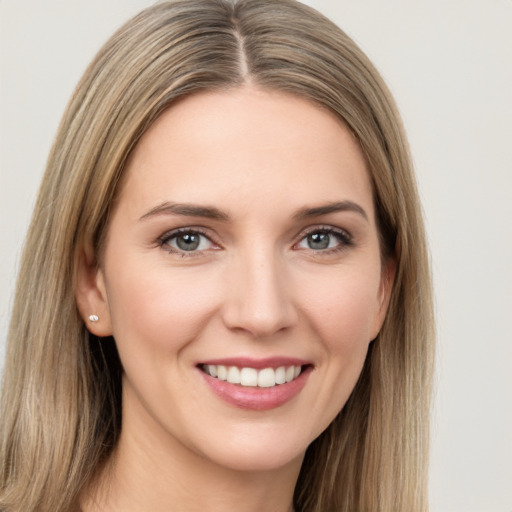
top-left (202, 441), bottom-right (306, 474)
top-left (184, 417), bottom-right (322, 474)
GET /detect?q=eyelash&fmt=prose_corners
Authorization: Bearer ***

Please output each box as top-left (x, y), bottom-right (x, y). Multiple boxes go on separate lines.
top-left (294, 225), bottom-right (353, 255)
top-left (157, 226), bottom-right (353, 257)
top-left (158, 227), bottom-right (219, 257)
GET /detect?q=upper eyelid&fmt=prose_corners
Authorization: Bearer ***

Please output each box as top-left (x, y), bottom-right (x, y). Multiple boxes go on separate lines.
top-left (157, 228), bottom-right (222, 259)
top-left (295, 224), bottom-right (352, 241)
top-left (158, 227), bottom-right (223, 252)
top-left (159, 226), bottom-right (216, 242)
top-left (157, 224), bottom-right (352, 250)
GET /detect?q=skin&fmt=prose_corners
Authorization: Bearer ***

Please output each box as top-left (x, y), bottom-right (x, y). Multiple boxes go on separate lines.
top-left (77, 86), bottom-right (394, 512)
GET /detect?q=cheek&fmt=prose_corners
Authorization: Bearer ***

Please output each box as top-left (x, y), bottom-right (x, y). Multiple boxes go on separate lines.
top-left (105, 260), bottom-right (222, 354)
top-left (293, 267), bottom-right (382, 438)
top-left (302, 267), bottom-right (382, 351)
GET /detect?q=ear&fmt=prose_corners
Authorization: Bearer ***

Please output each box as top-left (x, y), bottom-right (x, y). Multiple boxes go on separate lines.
top-left (75, 244), bottom-right (113, 337)
top-left (370, 255), bottom-right (397, 340)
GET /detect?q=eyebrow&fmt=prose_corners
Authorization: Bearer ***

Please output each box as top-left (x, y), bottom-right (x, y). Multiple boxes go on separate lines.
top-left (139, 202), bottom-right (229, 222)
top-left (293, 201), bottom-right (368, 222)
top-left (139, 200), bottom-right (368, 223)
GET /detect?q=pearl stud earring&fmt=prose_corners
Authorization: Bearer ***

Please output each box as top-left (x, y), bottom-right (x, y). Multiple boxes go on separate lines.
top-left (88, 314), bottom-right (99, 322)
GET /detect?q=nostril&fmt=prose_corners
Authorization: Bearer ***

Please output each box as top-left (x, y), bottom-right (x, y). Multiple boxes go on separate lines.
top-left (221, 296), bottom-right (298, 338)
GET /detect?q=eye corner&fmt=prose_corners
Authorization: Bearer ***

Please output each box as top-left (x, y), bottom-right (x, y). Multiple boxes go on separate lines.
top-left (157, 227), bottom-right (222, 257)
top-left (293, 225), bottom-right (354, 254)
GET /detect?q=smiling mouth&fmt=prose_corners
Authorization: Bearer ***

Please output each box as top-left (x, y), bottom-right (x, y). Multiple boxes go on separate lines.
top-left (200, 364), bottom-right (307, 388)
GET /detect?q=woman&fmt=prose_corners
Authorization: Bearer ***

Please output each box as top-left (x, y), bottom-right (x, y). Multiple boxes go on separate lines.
top-left (0, 1), bottom-right (434, 511)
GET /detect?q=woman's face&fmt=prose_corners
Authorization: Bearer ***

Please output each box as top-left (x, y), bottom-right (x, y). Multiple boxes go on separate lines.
top-left (83, 87), bottom-right (393, 472)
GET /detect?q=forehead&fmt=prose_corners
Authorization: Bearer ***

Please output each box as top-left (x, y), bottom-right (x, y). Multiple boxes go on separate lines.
top-left (118, 86), bottom-right (374, 220)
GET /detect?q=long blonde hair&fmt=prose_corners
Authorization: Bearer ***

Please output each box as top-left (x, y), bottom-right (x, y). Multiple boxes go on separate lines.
top-left (0, 1), bottom-right (434, 510)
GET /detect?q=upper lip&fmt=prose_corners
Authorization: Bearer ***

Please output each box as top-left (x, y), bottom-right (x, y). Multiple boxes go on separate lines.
top-left (198, 357), bottom-right (311, 370)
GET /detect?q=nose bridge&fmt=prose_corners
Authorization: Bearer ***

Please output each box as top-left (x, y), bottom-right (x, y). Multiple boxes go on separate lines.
top-left (222, 244), bottom-right (296, 337)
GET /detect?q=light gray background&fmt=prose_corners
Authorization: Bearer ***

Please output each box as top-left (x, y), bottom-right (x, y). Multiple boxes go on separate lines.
top-left (1, 1), bottom-right (511, 510)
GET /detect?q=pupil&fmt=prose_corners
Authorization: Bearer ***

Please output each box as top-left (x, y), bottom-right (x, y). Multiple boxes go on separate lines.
top-left (177, 233), bottom-right (200, 251)
top-left (308, 232), bottom-right (330, 250)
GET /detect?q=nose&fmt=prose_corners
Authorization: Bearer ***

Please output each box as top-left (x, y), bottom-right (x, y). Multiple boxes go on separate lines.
top-left (221, 248), bottom-right (298, 339)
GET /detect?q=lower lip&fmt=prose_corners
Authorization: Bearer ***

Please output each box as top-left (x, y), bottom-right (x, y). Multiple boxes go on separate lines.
top-left (199, 366), bottom-right (312, 411)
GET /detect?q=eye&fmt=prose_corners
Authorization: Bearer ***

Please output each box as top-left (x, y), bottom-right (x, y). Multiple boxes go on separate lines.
top-left (296, 228), bottom-right (352, 252)
top-left (160, 229), bottom-right (216, 254)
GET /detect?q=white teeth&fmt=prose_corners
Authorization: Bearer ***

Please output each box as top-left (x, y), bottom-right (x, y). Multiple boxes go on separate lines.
top-left (258, 368), bottom-right (276, 388)
top-left (203, 364), bottom-right (303, 388)
top-left (275, 366), bottom-right (286, 385)
top-left (226, 366), bottom-right (241, 384)
top-left (240, 367), bottom-right (258, 386)
top-left (217, 365), bottom-right (227, 381)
